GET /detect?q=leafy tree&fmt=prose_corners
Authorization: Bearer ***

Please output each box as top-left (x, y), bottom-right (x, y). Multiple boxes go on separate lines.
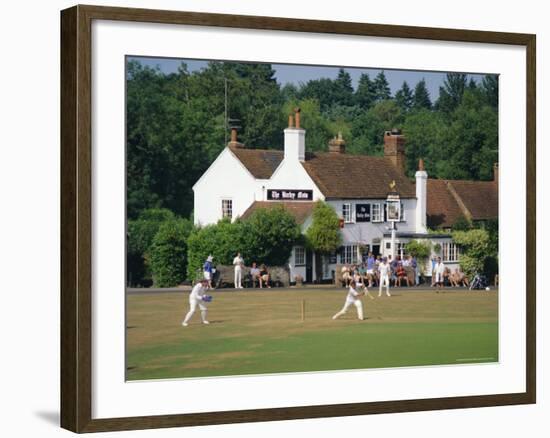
top-left (282, 99), bottom-right (333, 151)
top-left (481, 74), bottom-right (499, 109)
top-left (435, 73), bottom-right (467, 113)
top-left (186, 219), bottom-right (247, 281)
top-left (435, 89), bottom-right (498, 180)
top-left (240, 207), bottom-right (302, 266)
top-left (127, 208), bottom-right (176, 286)
top-left (299, 77), bottom-right (338, 112)
top-left (452, 215), bottom-right (472, 231)
top-left (452, 228), bottom-right (494, 278)
top-left (334, 69), bottom-right (354, 106)
top-left (402, 109), bottom-right (446, 177)
top-left (405, 240), bottom-right (431, 260)
top-left (149, 218), bottom-right (194, 287)
top-left (395, 81), bottom-right (413, 112)
top-left (305, 201), bottom-right (342, 253)
top-left (412, 79), bottom-right (432, 110)
top-left (355, 73), bottom-right (376, 110)
top-left (373, 71), bottom-right (391, 102)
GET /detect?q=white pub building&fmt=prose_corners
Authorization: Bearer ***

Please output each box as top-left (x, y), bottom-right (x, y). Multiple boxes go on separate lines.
top-left (193, 109), bottom-right (498, 283)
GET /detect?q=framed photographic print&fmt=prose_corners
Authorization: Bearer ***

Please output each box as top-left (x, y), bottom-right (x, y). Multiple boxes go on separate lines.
top-left (60, 4), bottom-right (536, 433)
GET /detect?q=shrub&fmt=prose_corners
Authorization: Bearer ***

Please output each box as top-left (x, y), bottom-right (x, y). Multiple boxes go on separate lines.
top-left (149, 218), bottom-right (193, 287)
top-left (127, 208), bottom-right (176, 286)
top-left (452, 228), bottom-right (493, 278)
top-left (305, 201), bottom-right (342, 254)
top-left (405, 240), bottom-right (431, 261)
top-left (240, 206), bottom-right (302, 266)
top-left (186, 219), bottom-right (247, 281)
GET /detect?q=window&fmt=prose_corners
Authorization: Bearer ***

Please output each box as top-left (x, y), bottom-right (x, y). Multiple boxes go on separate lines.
top-left (342, 203), bottom-right (352, 223)
top-left (442, 242), bottom-right (460, 262)
top-left (400, 202), bottom-right (405, 221)
top-left (221, 199), bottom-right (232, 219)
top-left (396, 242), bottom-right (406, 257)
top-left (339, 245), bottom-right (358, 264)
top-left (328, 251), bottom-right (337, 264)
top-left (294, 246), bottom-right (306, 266)
top-left (372, 203), bottom-right (383, 222)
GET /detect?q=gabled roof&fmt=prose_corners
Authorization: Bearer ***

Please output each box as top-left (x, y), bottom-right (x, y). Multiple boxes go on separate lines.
top-left (240, 201), bottom-right (315, 225)
top-left (301, 152), bottom-right (416, 199)
top-left (228, 145), bottom-right (283, 179)
top-left (228, 146), bottom-right (416, 199)
top-left (426, 178), bottom-right (498, 228)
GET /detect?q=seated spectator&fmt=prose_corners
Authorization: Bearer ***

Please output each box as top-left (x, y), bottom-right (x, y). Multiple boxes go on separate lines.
top-left (443, 267), bottom-right (452, 286)
top-left (341, 265), bottom-right (352, 287)
top-left (455, 268), bottom-right (470, 287)
top-left (259, 264), bottom-right (271, 288)
top-left (250, 262), bottom-right (261, 287)
top-left (396, 263), bottom-right (410, 287)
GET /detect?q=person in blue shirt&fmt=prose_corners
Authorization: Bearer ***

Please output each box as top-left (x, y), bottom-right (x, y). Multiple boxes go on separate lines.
top-left (366, 252), bottom-right (376, 287)
top-left (203, 255), bottom-right (214, 289)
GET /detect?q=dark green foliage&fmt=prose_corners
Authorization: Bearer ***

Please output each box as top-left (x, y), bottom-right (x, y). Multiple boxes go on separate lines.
top-left (355, 73), bottom-right (376, 110)
top-left (405, 240), bottom-right (432, 261)
top-left (395, 81), bottom-right (414, 112)
top-left (240, 207), bottom-right (302, 266)
top-left (435, 73), bottom-right (467, 114)
top-left (452, 215), bottom-right (473, 231)
top-left (305, 201), bottom-right (342, 253)
top-left (373, 71), bottom-right (391, 102)
top-left (186, 208), bottom-right (301, 280)
top-left (186, 218), bottom-right (246, 281)
top-left (413, 79), bottom-right (432, 110)
top-left (149, 218), bottom-right (194, 287)
top-left (127, 208), bottom-right (176, 286)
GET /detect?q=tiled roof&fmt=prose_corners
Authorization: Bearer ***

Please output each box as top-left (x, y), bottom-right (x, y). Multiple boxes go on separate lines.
top-left (426, 179), bottom-right (464, 228)
top-left (240, 201), bottom-right (315, 225)
top-left (229, 146), bottom-right (416, 199)
top-left (426, 179), bottom-right (498, 228)
top-left (301, 152), bottom-right (416, 199)
top-left (228, 146), bottom-right (283, 179)
top-left (449, 180), bottom-right (499, 221)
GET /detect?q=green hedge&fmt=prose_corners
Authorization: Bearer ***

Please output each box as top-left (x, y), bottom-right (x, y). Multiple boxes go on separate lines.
top-left (149, 218), bottom-right (193, 287)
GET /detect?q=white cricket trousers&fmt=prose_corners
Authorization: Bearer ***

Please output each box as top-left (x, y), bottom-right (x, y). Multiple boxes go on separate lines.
top-left (333, 300), bottom-right (364, 320)
top-left (183, 297), bottom-right (208, 324)
top-left (379, 274), bottom-right (391, 296)
top-left (234, 266), bottom-right (242, 288)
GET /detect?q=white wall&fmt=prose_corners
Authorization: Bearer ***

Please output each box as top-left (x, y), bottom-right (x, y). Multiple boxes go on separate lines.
top-left (329, 198), bottom-right (417, 246)
top-left (193, 147), bottom-right (257, 225)
top-left (2, 1), bottom-right (547, 438)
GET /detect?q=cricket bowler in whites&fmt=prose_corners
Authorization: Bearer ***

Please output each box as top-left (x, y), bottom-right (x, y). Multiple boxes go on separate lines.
top-left (332, 280), bottom-right (365, 321)
top-left (182, 279), bottom-right (211, 326)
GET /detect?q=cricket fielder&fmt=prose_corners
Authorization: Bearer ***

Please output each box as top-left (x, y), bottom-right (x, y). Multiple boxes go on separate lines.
top-left (182, 279), bottom-right (211, 326)
top-left (378, 257), bottom-right (391, 297)
top-left (233, 252), bottom-right (244, 289)
top-left (332, 281), bottom-right (365, 321)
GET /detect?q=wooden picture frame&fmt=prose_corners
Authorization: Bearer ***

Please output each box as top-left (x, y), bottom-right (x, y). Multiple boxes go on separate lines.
top-left (60, 4), bottom-right (536, 433)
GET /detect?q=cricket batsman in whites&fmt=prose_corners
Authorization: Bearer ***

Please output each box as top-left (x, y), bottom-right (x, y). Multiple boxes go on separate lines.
top-left (182, 278), bottom-right (212, 327)
top-left (332, 280), bottom-right (365, 321)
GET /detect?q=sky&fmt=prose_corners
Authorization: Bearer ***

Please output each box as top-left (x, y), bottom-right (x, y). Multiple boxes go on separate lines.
top-left (129, 56), bottom-right (489, 100)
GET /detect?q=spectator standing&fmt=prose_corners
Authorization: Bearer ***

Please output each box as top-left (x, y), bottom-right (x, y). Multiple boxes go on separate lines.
top-left (232, 252), bottom-right (244, 289)
top-left (366, 252), bottom-right (376, 287)
top-left (433, 256), bottom-right (446, 292)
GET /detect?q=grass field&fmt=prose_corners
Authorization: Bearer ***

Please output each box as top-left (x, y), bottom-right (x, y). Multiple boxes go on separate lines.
top-left (126, 287), bottom-right (498, 381)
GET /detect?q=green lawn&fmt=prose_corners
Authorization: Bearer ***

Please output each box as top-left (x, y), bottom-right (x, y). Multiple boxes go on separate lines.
top-left (126, 288), bottom-right (498, 380)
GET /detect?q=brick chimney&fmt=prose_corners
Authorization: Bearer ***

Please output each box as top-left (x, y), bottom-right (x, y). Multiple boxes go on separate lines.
top-left (328, 132), bottom-right (346, 154)
top-left (384, 128), bottom-right (406, 171)
top-left (228, 127), bottom-right (244, 148)
top-left (284, 108), bottom-right (305, 162)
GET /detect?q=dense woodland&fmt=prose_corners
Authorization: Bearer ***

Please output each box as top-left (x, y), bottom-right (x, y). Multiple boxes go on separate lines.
top-left (127, 60), bottom-right (498, 221)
